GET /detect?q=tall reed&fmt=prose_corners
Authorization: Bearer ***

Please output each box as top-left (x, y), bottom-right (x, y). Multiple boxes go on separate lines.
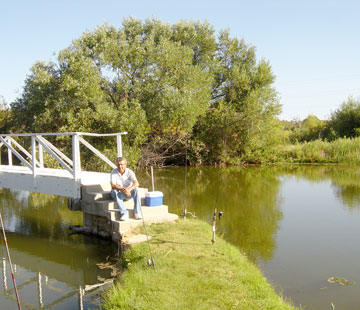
top-left (275, 137), bottom-right (360, 163)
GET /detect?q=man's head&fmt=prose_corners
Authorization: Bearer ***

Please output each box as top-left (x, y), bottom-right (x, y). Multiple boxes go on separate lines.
top-left (116, 157), bottom-right (127, 174)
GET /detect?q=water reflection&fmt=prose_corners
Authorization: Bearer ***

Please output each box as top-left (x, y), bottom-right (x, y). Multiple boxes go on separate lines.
top-left (137, 164), bottom-right (360, 263)
top-left (269, 164), bottom-right (360, 210)
top-left (138, 164), bottom-right (360, 310)
top-left (138, 166), bottom-right (284, 262)
top-left (0, 256), bottom-right (107, 310)
top-left (0, 189), bottom-right (82, 238)
top-left (0, 189), bottom-right (118, 309)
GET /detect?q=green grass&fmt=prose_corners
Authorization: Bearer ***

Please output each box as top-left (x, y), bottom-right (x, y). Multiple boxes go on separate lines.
top-left (103, 219), bottom-right (297, 310)
top-left (275, 137), bottom-right (360, 163)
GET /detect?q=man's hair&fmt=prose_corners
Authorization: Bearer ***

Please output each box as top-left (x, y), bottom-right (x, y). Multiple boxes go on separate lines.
top-left (116, 156), bottom-right (127, 164)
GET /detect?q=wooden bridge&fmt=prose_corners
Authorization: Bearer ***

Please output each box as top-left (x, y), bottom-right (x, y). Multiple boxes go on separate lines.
top-left (0, 132), bottom-right (126, 198)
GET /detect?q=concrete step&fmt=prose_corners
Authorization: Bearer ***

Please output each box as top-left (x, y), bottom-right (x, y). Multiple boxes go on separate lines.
top-left (83, 182), bottom-right (112, 192)
top-left (81, 199), bottom-right (134, 217)
top-left (86, 190), bottom-right (112, 201)
top-left (94, 197), bottom-right (146, 212)
top-left (111, 213), bottom-right (179, 234)
top-left (90, 195), bottom-right (147, 207)
top-left (104, 205), bottom-right (170, 221)
top-left (83, 187), bottom-right (148, 203)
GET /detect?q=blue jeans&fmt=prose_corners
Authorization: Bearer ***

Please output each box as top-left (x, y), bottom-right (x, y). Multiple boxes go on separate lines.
top-left (111, 188), bottom-right (141, 216)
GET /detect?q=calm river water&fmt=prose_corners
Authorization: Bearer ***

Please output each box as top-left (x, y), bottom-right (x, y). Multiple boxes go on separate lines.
top-left (1, 164), bottom-right (360, 309)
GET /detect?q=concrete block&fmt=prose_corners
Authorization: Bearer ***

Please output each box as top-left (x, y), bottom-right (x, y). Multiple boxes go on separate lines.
top-left (79, 183), bottom-right (177, 243)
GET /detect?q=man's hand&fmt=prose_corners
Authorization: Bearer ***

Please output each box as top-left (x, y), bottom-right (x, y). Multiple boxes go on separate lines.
top-left (123, 188), bottom-right (131, 197)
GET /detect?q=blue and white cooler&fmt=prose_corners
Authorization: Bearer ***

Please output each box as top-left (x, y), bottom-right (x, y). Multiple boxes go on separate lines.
top-left (145, 191), bottom-right (163, 206)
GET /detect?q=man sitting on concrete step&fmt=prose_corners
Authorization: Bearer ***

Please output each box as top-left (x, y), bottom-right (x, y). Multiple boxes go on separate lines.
top-left (110, 157), bottom-right (142, 221)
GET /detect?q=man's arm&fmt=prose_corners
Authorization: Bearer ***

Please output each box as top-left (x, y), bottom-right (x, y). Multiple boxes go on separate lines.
top-left (111, 182), bottom-right (124, 191)
top-left (111, 179), bottom-right (139, 196)
top-left (110, 171), bottom-right (121, 190)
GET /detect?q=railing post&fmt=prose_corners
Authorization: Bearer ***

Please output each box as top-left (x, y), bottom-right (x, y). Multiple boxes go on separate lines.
top-left (79, 286), bottom-right (84, 310)
top-left (72, 134), bottom-right (81, 180)
top-left (31, 136), bottom-right (37, 177)
top-left (6, 137), bottom-right (12, 166)
top-left (38, 139), bottom-right (43, 168)
top-left (37, 272), bottom-right (43, 309)
top-left (116, 134), bottom-right (122, 157)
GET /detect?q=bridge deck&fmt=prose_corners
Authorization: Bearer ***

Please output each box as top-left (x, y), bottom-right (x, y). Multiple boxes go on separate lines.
top-left (0, 165), bottom-right (111, 198)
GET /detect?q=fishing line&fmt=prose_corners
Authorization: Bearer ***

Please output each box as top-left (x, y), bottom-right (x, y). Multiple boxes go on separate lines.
top-left (139, 206), bottom-right (156, 271)
top-left (141, 166), bottom-right (156, 271)
top-left (211, 184), bottom-right (220, 244)
top-left (214, 181), bottom-right (220, 211)
top-left (183, 145), bottom-right (187, 220)
top-left (211, 178), bottom-right (224, 244)
top-left (0, 212), bottom-right (21, 309)
top-left (211, 208), bottom-right (217, 244)
top-left (182, 136), bottom-right (196, 220)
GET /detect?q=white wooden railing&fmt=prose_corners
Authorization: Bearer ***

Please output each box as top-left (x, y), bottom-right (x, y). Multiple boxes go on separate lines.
top-left (0, 132), bottom-right (127, 180)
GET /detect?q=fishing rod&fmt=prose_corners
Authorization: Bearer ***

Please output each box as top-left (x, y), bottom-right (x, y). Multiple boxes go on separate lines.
top-left (0, 212), bottom-right (22, 309)
top-left (211, 183), bottom-right (223, 244)
top-left (183, 146), bottom-right (187, 220)
top-left (141, 166), bottom-right (156, 271)
top-left (211, 208), bottom-right (217, 244)
top-left (151, 166), bottom-right (155, 192)
top-left (182, 139), bottom-right (196, 220)
top-left (140, 208), bottom-right (156, 271)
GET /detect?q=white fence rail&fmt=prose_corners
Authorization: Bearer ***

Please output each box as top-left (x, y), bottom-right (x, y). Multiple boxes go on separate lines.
top-left (0, 132), bottom-right (127, 180)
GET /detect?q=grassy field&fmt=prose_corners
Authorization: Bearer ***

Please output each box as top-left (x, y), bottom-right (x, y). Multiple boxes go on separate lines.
top-left (103, 219), bottom-right (297, 310)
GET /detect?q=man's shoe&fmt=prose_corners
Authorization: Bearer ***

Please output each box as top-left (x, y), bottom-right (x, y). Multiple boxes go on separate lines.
top-left (134, 213), bottom-right (142, 220)
top-left (120, 213), bottom-right (129, 221)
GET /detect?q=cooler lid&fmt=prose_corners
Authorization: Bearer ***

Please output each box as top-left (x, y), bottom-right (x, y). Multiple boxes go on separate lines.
top-left (145, 191), bottom-right (163, 197)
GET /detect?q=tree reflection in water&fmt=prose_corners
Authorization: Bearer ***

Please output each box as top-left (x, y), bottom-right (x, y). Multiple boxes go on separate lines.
top-left (138, 166), bottom-right (283, 263)
top-left (0, 189), bottom-right (118, 309)
top-left (137, 164), bottom-right (360, 263)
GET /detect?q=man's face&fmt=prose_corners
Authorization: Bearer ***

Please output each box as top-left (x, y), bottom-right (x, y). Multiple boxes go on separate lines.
top-left (117, 160), bottom-right (127, 174)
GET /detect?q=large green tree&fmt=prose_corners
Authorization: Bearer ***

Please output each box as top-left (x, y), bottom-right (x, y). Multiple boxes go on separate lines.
top-left (192, 30), bottom-right (281, 163)
top-left (10, 18), bottom-right (281, 166)
top-left (328, 97), bottom-right (360, 139)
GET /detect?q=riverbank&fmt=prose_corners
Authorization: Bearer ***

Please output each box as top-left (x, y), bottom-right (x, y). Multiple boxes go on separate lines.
top-left (103, 219), bottom-right (297, 310)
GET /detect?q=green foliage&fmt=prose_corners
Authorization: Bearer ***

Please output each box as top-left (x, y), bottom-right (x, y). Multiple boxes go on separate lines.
top-left (328, 97), bottom-right (360, 139)
top-left (0, 96), bottom-right (12, 132)
top-left (278, 108), bottom-right (360, 164)
top-left (9, 18), bottom-right (282, 166)
top-left (284, 115), bottom-right (327, 143)
top-left (192, 30), bottom-right (281, 164)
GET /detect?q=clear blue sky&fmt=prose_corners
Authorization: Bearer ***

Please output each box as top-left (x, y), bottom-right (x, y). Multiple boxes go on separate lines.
top-left (1, 0), bottom-right (360, 120)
